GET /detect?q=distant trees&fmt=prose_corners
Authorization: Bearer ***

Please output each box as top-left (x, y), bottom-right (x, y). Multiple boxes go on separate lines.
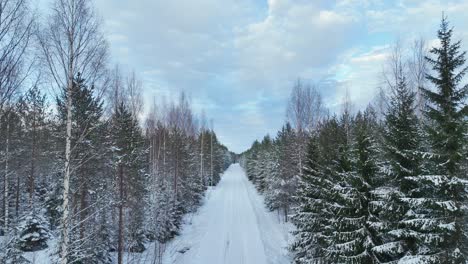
top-left (243, 82), bottom-right (324, 224)
top-left (242, 16), bottom-right (467, 264)
top-left (244, 132), bottom-right (286, 220)
top-left (145, 93), bottom-right (234, 263)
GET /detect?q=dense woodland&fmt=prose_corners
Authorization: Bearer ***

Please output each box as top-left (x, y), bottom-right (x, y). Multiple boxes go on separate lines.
top-left (242, 17), bottom-right (468, 263)
top-left (0, 0), bottom-right (467, 263)
top-left (0, 0), bottom-right (235, 263)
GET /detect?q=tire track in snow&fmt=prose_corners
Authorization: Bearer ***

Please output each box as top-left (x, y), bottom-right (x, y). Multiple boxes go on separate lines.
top-left (162, 164), bottom-right (291, 264)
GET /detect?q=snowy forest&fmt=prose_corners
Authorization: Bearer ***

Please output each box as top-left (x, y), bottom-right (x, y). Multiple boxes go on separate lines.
top-left (0, 0), bottom-right (235, 263)
top-left (242, 16), bottom-right (468, 263)
top-left (0, 0), bottom-right (467, 263)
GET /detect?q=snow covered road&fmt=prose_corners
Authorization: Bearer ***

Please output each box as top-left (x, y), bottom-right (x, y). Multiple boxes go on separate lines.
top-left (162, 163), bottom-right (292, 264)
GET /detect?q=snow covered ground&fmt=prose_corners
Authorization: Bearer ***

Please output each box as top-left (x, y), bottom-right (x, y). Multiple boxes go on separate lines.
top-left (159, 163), bottom-right (293, 264)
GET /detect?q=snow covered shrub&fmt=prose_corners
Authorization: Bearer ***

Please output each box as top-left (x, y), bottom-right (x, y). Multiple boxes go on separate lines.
top-left (128, 230), bottom-right (147, 253)
top-left (16, 214), bottom-right (50, 252)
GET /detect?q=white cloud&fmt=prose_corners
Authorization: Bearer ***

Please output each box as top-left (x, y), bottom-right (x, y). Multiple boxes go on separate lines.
top-left (330, 0), bottom-right (468, 111)
top-left (79, 0), bottom-right (468, 152)
top-left (233, 0), bottom-right (358, 96)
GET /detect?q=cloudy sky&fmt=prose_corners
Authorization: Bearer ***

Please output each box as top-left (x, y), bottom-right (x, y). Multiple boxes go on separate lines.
top-left (37, 0), bottom-right (468, 153)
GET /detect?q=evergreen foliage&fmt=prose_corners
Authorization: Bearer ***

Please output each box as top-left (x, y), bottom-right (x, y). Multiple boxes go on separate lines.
top-left (241, 15), bottom-right (467, 264)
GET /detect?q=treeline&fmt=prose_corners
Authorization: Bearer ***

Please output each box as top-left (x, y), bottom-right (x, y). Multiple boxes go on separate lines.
top-left (0, 0), bottom-right (235, 263)
top-left (241, 17), bottom-right (467, 263)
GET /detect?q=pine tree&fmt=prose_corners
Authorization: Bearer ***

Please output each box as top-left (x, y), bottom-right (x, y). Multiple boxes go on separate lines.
top-left (111, 102), bottom-right (147, 262)
top-left (403, 15), bottom-right (468, 263)
top-left (276, 123), bottom-right (299, 222)
top-left (16, 213), bottom-right (50, 252)
top-left (17, 86), bottom-right (52, 207)
top-left (212, 136), bottom-right (228, 184)
top-left (57, 74), bottom-right (107, 262)
top-left (253, 135), bottom-right (273, 192)
top-left (245, 140), bottom-right (260, 181)
top-left (328, 112), bottom-right (357, 262)
top-left (317, 116), bottom-right (361, 263)
top-left (0, 106), bottom-right (23, 235)
top-left (291, 134), bottom-right (333, 263)
top-left (373, 70), bottom-right (424, 262)
top-left (263, 142), bottom-right (281, 211)
top-left (423, 16), bottom-right (468, 177)
top-left (333, 109), bottom-right (380, 263)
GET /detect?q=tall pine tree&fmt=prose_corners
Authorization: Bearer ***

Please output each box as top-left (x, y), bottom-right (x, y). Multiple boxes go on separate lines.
top-left (292, 133), bottom-right (333, 263)
top-left (409, 15), bottom-right (467, 263)
top-left (110, 102), bottom-right (147, 262)
top-left (373, 69), bottom-right (424, 262)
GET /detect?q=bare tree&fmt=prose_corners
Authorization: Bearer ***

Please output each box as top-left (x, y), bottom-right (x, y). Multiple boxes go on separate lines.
top-left (341, 87), bottom-right (353, 144)
top-left (127, 70), bottom-right (143, 118)
top-left (37, 0), bottom-right (108, 263)
top-left (0, 0), bottom-right (35, 110)
top-left (379, 40), bottom-right (406, 116)
top-left (0, 0), bottom-right (35, 236)
top-left (408, 38), bottom-right (428, 117)
top-left (378, 38), bottom-right (427, 119)
top-left (286, 79), bottom-right (324, 175)
top-left (286, 79), bottom-right (324, 133)
top-left (106, 65), bottom-right (124, 114)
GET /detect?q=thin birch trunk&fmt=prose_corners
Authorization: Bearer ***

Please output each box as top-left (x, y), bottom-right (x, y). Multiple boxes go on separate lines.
top-left (3, 111), bottom-right (10, 233)
top-left (61, 29), bottom-right (74, 264)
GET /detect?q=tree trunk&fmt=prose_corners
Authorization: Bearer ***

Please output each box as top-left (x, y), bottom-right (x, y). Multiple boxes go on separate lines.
top-left (200, 131), bottom-right (204, 186)
top-left (80, 179), bottom-right (87, 242)
top-left (284, 206), bottom-right (288, 223)
top-left (3, 112), bottom-right (10, 233)
top-left (117, 164), bottom-right (124, 264)
top-left (15, 174), bottom-right (19, 218)
top-left (60, 42), bottom-right (74, 264)
top-left (29, 114), bottom-right (36, 207)
top-left (210, 130), bottom-right (213, 185)
top-left (174, 139), bottom-right (178, 203)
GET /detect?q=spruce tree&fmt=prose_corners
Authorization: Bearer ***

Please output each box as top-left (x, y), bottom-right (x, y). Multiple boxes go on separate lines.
top-left (245, 140), bottom-right (260, 181)
top-left (276, 123), bottom-right (299, 222)
top-left (423, 16), bottom-right (468, 177)
top-left (111, 102), bottom-right (148, 259)
top-left (318, 116), bottom-right (361, 263)
top-left (336, 109), bottom-right (381, 263)
top-left (264, 142), bottom-right (281, 211)
top-left (56, 74), bottom-right (107, 262)
top-left (373, 70), bottom-right (424, 262)
top-left (407, 15), bottom-right (467, 263)
top-left (291, 134), bottom-right (332, 263)
top-left (254, 135), bottom-right (273, 192)
top-left (16, 213), bottom-right (50, 252)
top-left (17, 86), bottom-right (52, 207)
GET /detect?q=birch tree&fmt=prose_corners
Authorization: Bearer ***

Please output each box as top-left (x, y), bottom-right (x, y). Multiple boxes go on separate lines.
top-left (286, 80), bottom-right (324, 176)
top-left (38, 0), bottom-right (107, 262)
